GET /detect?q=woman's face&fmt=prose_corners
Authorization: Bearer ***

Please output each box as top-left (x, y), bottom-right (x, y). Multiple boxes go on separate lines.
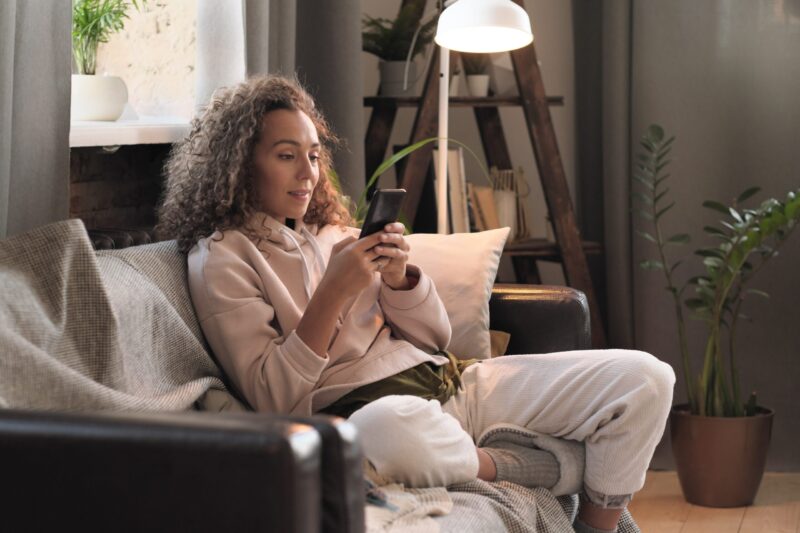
top-left (252, 109), bottom-right (321, 224)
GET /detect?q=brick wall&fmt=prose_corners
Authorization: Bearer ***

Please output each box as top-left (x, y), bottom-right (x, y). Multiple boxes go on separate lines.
top-left (69, 145), bottom-right (170, 231)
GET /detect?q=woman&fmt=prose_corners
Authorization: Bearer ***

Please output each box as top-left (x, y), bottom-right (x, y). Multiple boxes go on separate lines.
top-left (156, 74), bottom-right (674, 533)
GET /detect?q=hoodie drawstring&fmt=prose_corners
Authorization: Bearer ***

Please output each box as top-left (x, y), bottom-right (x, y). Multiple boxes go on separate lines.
top-left (279, 227), bottom-right (328, 302)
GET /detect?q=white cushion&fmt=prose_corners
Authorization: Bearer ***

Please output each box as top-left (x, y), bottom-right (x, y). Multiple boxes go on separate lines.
top-left (406, 228), bottom-right (510, 359)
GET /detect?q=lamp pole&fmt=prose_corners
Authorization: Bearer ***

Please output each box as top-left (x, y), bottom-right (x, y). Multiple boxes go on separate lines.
top-left (436, 46), bottom-right (450, 234)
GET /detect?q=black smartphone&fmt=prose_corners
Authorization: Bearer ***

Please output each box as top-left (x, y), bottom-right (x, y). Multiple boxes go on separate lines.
top-left (359, 188), bottom-right (406, 239)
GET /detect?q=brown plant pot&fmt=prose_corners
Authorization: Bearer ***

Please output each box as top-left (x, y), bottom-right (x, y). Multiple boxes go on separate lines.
top-left (670, 404), bottom-right (773, 507)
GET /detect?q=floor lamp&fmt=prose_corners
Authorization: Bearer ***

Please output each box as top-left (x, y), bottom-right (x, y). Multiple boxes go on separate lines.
top-left (433, 0), bottom-right (533, 233)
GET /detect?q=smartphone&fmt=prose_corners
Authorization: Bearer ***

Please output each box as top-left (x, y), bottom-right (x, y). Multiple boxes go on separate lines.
top-left (358, 188), bottom-right (406, 239)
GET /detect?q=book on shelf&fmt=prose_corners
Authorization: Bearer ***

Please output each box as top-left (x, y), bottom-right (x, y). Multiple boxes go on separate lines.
top-left (467, 183), bottom-right (501, 231)
top-left (432, 147), bottom-right (470, 233)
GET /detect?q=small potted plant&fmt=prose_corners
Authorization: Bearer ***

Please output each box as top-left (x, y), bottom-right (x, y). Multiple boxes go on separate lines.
top-left (632, 124), bottom-right (800, 507)
top-left (460, 52), bottom-right (492, 97)
top-left (362, 0), bottom-right (436, 97)
top-left (71, 0), bottom-right (146, 121)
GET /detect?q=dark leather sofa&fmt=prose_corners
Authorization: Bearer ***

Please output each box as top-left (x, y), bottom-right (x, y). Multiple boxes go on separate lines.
top-left (1, 273), bottom-right (590, 533)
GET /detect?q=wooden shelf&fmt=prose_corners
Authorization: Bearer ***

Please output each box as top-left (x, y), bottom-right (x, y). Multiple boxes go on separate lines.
top-left (364, 95), bottom-right (564, 108)
top-left (503, 238), bottom-right (602, 259)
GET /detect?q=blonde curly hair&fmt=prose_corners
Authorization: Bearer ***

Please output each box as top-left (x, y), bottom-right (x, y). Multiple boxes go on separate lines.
top-left (155, 74), bottom-right (353, 253)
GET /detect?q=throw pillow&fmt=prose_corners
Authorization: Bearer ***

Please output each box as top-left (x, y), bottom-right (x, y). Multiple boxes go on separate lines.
top-left (405, 227), bottom-right (510, 359)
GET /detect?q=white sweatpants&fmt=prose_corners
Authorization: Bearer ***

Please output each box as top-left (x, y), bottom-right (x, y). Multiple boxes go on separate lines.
top-left (348, 349), bottom-right (675, 500)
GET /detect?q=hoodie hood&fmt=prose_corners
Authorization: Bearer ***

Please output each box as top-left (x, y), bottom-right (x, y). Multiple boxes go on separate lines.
top-left (244, 211), bottom-right (319, 250)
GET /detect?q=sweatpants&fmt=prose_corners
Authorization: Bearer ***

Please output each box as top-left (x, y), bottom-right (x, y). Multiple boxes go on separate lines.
top-left (348, 349), bottom-right (675, 504)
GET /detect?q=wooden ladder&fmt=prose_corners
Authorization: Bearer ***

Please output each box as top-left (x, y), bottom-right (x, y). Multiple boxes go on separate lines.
top-left (363, 0), bottom-right (607, 347)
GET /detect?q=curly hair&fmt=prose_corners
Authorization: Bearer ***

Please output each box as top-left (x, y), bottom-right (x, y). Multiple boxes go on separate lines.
top-left (155, 74), bottom-right (353, 253)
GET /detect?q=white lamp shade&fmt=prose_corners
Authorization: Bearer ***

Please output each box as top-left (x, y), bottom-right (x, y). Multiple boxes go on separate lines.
top-left (435, 0), bottom-right (533, 53)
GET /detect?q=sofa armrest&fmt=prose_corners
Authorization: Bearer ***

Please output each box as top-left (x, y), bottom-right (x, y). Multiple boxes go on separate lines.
top-left (234, 414), bottom-right (366, 533)
top-left (490, 284), bottom-right (591, 354)
top-left (0, 409), bottom-right (321, 533)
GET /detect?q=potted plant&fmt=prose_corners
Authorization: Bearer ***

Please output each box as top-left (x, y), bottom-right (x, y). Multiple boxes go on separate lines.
top-left (632, 124), bottom-right (800, 507)
top-left (460, 52), bottom-right (492, 97)
top-left (71, 0), bottom-right (146, 121)
top-left (362, 0), bottom-right (436, 97)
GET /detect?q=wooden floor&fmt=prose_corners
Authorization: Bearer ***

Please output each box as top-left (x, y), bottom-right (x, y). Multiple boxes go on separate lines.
top-left (628, 471), bottom-right (800, 532)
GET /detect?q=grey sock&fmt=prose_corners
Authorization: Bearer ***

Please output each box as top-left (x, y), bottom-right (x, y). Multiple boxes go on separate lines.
top-left (573, 518), bottom-right (617, 533)
top-left (483, 440), bottom-right (560, 489)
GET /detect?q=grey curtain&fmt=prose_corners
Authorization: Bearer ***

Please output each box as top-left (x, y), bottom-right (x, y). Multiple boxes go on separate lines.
top-left (195, 0), bottom-right (365, 200)
top-left (0, 0), bottom-right (71, 239)
top-left (583, 0), bottom-right (800, 470)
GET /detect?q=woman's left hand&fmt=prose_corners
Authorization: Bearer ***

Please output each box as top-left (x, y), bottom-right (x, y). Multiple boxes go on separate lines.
top-left (372, 222), bottom-right (411, 289)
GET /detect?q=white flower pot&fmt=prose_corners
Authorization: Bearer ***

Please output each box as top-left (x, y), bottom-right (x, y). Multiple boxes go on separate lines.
top-left (71, 74), bottom-right (128, 121)
top-left (466, 74), bottom-right (490, 97)
top-left (379, 61), bottom-right (417, 97)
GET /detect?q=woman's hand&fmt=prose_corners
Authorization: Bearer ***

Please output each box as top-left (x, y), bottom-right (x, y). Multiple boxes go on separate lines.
top-left (319, 231), bottom-right (389, 300)
top-left (372, 222), bottom-right (411, 290)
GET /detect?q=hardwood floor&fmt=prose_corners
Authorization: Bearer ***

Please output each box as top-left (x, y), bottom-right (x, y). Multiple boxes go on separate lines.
top-left (628, 471), bottom-right (800, 532)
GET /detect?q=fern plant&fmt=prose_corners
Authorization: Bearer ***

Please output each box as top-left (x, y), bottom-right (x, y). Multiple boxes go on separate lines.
top-left (362, 0), bottom-right (437, 61)
top-left (72, 0), bottom-right (146, 75)
top-left (633, 124), bottom-right (800, 417)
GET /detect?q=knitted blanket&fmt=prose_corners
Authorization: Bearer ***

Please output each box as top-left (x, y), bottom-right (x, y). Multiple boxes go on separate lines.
top-left (0, 219), bottom-right (227, 410)
top-left (366, 481), bottom-right (641, 532)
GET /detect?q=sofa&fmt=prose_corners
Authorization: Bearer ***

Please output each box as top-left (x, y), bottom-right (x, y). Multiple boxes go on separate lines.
top-left (0, 220), bottom-right (641, 532)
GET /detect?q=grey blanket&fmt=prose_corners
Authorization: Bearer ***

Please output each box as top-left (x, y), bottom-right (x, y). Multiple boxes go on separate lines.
top-left (441, 480), bottom-right (640, 532)
top-left (0, 219), bottom-right (226, 410)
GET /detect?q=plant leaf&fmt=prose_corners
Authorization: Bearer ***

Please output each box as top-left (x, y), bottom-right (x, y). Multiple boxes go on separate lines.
top-left (736, 187), bottom-right (761, 205)
top-left (695, 248), bottom-right (725, 258)
top-left (632, 191), bottom-right (653, 206)
top-left (666, 233), bottom-right (690, 245)
top-left (635, 230), bottom-right (657, 243)
top-left (745, 289), bottom-right (770, 299)
top-left (703, 225), bottom-right (727, 237)
top-left (654, 188), bottom-right (671, 204)
top-left (635, 208), bottom-right (654, 221)
top-left (656, 201), bottom-right (676, 220)
top-left (729, 207), bottom-right (744, 224)
top-left (639, 260), bottom-right (664, 271)
top-left (685, 298), bottom-right (708, 311)
top-left (703, 200), bottom-right (729, 215)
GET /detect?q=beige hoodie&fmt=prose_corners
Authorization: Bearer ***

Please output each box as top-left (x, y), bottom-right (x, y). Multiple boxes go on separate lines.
top-left (187, 212), bottom-right (451, 416)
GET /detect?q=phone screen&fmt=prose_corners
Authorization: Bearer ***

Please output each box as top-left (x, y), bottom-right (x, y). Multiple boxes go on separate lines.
top-left (359, 189), bottom-right (406, 239)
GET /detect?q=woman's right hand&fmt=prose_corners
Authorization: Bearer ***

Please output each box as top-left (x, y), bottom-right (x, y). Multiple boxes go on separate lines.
top-left (320, 233), bottom-right (385, 300)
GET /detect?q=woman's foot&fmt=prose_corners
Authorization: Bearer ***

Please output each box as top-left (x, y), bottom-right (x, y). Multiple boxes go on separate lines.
top-left (481, 441), bottom-right (560, 488)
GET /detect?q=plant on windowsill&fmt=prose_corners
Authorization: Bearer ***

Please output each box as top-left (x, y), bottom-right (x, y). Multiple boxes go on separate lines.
top-left (632, 124), bottom-right (800, 508)
top-left (71, 0), bottom-right (146, 121)
top-left (362, 0), bottom-right (437, 97)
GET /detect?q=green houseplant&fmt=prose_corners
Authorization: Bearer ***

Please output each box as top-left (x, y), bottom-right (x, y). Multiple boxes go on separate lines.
top-left (632, 124), bottom-right (800, 507)
top-left (362, 0), bottom-right (437, 97)
top-left (71, 0), bottom-right (146, 121)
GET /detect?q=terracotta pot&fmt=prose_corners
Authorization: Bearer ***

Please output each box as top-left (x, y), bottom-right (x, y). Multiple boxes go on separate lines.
top-left (670, 404), bottom-right (773, 507)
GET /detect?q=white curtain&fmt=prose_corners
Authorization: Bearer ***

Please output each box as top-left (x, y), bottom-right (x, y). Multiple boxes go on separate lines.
top-left (0, 0), bottom-right (71, 238)
top-left (195, 0), bottom-right (364, 199)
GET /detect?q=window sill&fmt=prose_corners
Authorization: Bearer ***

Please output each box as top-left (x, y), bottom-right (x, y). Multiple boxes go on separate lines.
top-left (69, 116), bottom-right (191, 148)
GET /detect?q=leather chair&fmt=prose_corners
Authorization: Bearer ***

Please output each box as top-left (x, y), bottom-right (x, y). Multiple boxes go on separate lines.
top-left (0, 284), bottom-right (590, 533)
